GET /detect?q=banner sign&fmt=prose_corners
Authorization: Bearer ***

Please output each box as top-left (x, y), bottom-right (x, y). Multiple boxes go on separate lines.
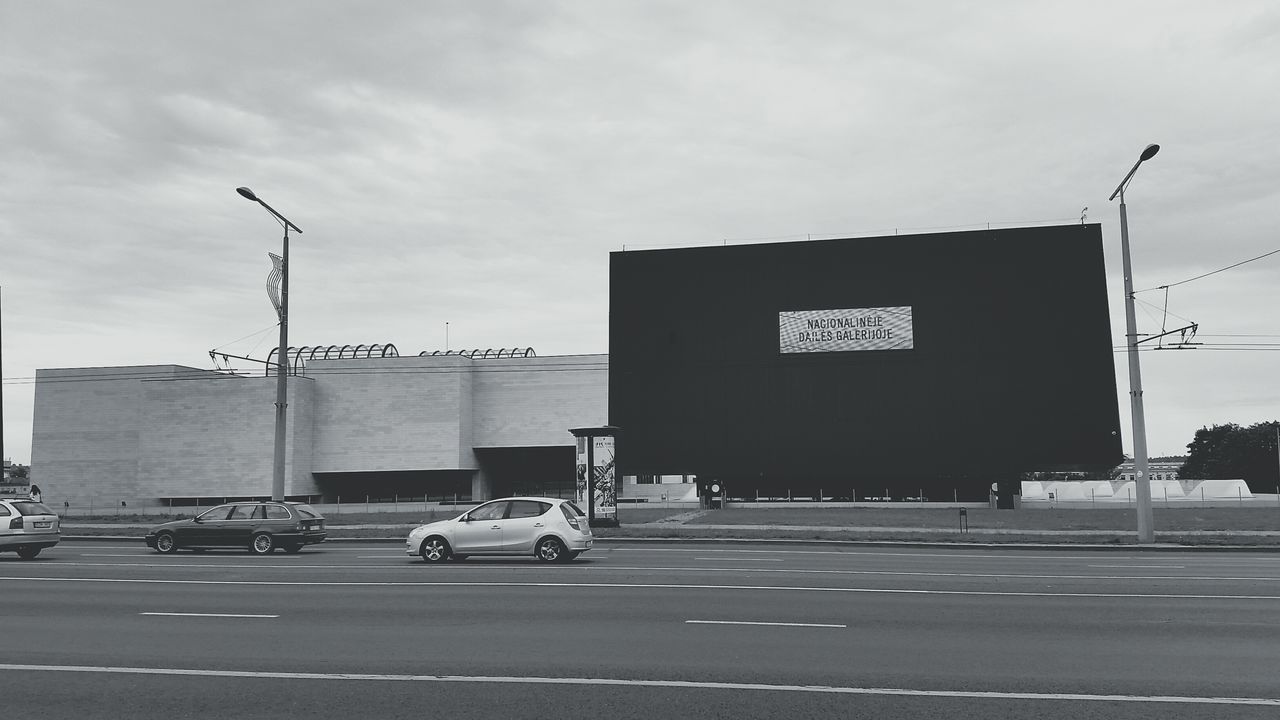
top-left (575, 435), bottom-right (617, 521)
top-left (779, 306), bottom-right (914, 353)
top-left (575, 437), bottom-right (589, 512)
top-left (591, 436), bottom-right (617, 520)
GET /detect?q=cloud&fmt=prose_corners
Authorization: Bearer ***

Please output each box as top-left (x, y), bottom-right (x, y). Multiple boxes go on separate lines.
top-left (2, 0), bottom-right (1279, 464)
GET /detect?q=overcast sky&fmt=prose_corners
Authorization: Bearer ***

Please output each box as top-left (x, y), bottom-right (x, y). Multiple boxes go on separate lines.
top-left (2, 1), bottom-right (1278, 466)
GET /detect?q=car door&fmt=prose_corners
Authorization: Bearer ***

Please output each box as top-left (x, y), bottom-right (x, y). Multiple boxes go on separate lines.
top-left (500, 500), bottom-right (552, 553)
top-left (219, 504), bottom-right (263, 547)
top-left (451, 500), bottom-right (508, 553)
top-left (179, 505), bottom-right (231, 546)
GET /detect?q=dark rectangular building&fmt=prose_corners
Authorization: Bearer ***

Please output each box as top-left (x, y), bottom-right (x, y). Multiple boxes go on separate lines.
top-left (609, 224), bottom-right (1123, 497)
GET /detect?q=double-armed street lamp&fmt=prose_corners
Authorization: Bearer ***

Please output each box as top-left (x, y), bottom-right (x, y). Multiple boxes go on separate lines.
top-left (236, 187), bottom-right (303, 502)
top-left (1109, 144), bottom-right (1160, 544)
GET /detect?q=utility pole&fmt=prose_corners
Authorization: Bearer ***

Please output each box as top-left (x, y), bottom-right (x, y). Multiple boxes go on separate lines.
top-left (236, 188), bottom-right (302, 502)
top-left (1, 285), bottom-right (5, 470)
top-left (1109, 144), bottom-right (1161, 544)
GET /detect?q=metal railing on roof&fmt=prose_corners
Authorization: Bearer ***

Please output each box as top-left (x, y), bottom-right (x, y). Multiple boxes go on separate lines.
top-left (418, 347), bottom-right (536, 359)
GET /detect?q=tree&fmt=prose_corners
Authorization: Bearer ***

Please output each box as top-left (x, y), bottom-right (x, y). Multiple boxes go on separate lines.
top-left (1180, 422), bottom-right (1280, 492)
top-left (2, 463), bottom-right (28, 480)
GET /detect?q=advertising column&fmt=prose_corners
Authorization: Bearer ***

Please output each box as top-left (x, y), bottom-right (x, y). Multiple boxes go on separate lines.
top-left (569, 426), bottom-right (619, 527)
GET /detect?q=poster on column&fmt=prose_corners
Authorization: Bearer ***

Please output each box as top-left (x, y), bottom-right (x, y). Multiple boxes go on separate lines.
top-left (574, 436), bottom-right (590, 512)
top-left (592, 435), bottom-right (617, 521)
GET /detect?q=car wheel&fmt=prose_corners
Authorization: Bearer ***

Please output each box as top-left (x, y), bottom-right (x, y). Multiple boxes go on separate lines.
top-left (250, 533), bottom-right (275, 555)
top-left (16, 546), bottom-right (40, 560)
top-left (419, 536), bottom-right (451, 563)
top-left (535, 537), bottom-right (565, 563)
top-left (155, 532), bottom-right (178, 554)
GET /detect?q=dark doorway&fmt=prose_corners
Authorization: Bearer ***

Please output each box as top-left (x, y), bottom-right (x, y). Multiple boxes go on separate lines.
top-left (476, 446), bottom-right (576, 499)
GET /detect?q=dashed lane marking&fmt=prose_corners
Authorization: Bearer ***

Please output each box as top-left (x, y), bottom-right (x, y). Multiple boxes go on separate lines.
top-left (140, 612), bottom-right (278, 618)
top-left (686, 620), bottom-right (845, 628)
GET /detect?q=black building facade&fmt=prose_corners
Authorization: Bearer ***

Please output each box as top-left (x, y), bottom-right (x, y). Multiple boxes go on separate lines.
top-left (609, 224), bottom-right (1124, 501)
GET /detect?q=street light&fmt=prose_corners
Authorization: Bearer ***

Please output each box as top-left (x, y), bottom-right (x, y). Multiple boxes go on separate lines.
top-left (1108, 144), bottom-right (1159, 544)
top-left (236, 187), bottom-right (302, 502)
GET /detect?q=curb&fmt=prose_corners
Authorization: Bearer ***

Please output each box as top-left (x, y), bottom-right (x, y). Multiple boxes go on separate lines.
top-left (57, 535), bottom-right (1279, 552)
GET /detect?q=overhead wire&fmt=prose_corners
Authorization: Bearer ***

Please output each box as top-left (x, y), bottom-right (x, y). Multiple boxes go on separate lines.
top-left (1135, 246), bottom-right (1280, 294)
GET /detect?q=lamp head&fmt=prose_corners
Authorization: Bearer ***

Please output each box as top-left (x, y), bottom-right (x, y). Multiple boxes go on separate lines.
top-left (1140, 144), bottom-right (1160, 162)
top-left (236, 186), bottom-right (259, 202)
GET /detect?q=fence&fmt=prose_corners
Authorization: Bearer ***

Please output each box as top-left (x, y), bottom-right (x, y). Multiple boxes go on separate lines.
top-left (47, 493), bottom-right (480, 518)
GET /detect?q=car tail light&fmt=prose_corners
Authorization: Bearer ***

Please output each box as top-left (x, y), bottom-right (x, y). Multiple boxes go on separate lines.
top-left (9, 517), bottom-right (22, 530)
top-left (565, 515), bottom-right (581, 531)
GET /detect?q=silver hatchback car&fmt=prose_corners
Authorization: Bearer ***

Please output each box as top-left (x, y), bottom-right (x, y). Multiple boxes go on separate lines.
top-left (407, 497), bottom-right (593, 563)
top-left (0, 498), bottom-right (61, 560)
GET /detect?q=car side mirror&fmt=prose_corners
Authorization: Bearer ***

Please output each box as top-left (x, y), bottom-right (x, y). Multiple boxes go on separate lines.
top-left (192, 517), bottom-right (202, 523)
top-left (460, 514), bottom-right (471, 522)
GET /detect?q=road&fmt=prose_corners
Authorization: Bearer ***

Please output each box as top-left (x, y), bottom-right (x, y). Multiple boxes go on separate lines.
top-left (4, 539), bottom-right (1280, 719)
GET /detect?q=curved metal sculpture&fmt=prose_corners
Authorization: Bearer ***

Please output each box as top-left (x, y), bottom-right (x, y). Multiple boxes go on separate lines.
top-left (266, 343), bottom-right (400, 375)
top-left (417, 347), bottom-right (535, 359)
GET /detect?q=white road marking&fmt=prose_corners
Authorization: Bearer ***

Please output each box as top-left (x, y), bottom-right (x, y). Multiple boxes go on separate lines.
top-left (140, 612), bottom-right (278, 618)
top-left (29, 561), bottom-right (1280, 583)
top-left (5, 575), bottom-right (1280, 600)
top-left (616, 547), bottom-right (1141, 561)
top-left (686, 620), bottom-right (845, 628)
top-left (0, 663), bottom-right (1276, 706)
top-left (1089, 565), bottom-right (1186, 569)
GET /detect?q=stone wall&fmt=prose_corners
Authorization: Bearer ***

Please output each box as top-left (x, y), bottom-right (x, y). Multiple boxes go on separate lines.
top-left (472, 354), bottom-right (608, 447)
top-left (137, 374), bottom-right (317, 497)
top-left (30, 353), bottom-right (608, 502)
top-left (308, 355), bottom-right (474, 472)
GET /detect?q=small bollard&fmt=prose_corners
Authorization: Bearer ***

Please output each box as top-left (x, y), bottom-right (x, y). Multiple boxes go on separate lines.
top-left (958, 507), bottom-right (968, 533)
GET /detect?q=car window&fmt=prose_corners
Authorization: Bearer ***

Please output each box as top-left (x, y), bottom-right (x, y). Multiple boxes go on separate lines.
top-left (265, 505), bottom-right (291, 520)
top-left (468, 501), bottom-right (508, 521)
top-left (227, 505), bottom-right (256, 520)
top-left (563, 501), bottom-right (586, 517)
top-left (11, 501), bottom-right (55, 516)
top-left (292, 504), bottom-right (320, 519)
top-left (196, 505), bottom-right (234, 521)
top-left (509, 501), bottom-right (550, 518)
top-left (0, 504), bottom-right (11, 517)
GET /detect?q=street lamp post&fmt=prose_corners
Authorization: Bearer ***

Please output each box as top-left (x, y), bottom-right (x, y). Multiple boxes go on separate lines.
top-left (1109, 144), bottom-right (1160, 544)
top-left (236, 187), bottom-right (302, 502)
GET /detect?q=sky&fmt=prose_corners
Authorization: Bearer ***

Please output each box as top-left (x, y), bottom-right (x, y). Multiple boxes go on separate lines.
top-left (2, 0), bottom-right (1278, 466)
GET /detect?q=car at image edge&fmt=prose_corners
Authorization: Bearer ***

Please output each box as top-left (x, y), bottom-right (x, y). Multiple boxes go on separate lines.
top-left (0, 497), bottom-right (61, 560)
top-left (144, 501), bottom-right (326, 555)
top-left (407, 496), bottom-right (592, 563)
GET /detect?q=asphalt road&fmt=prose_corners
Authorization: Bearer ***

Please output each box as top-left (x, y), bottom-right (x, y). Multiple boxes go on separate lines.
top-left (4, 539), bottom-right (1280, 719)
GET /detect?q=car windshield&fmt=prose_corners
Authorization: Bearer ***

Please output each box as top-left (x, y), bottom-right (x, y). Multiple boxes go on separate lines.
top-left (11, 501), bottom-right (56, 516)
top-left (293, 504), bottom-right (321, 519)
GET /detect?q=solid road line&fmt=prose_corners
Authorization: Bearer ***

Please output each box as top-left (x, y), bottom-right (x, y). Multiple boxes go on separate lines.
top-left (7, 576), bottom-right (1280, 600)
top-left (686, 620), bottom-right (846, 628)
top-left (140, 612), bottom-right (278, 618)
top-left (1, 663), bottom-right (1278, 707)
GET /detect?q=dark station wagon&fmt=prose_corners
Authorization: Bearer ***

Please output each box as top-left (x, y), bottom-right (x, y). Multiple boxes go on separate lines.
top-left (144, 501), bottom-right (326, 555)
